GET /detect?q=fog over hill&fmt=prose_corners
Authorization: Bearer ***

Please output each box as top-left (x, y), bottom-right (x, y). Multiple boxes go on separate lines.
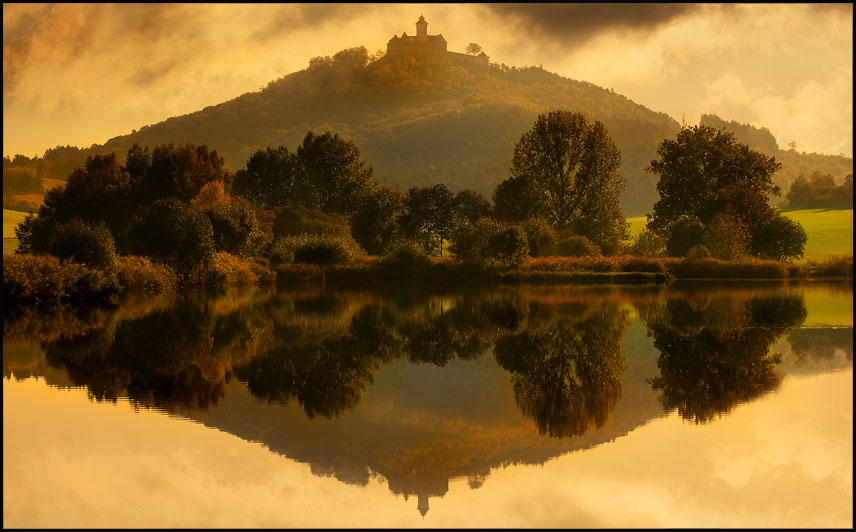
top-left (4, 46), bottom-right (852, 217)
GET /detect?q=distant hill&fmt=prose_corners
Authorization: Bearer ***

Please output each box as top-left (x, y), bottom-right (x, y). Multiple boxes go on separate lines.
top-left (4, 48), bottom-right (852, 216)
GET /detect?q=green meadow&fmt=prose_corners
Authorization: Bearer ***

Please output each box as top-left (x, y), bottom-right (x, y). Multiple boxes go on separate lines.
top-left (3, 209), bottom-right (28, 255)
top-left (626, 209), bottom-right (852, 262)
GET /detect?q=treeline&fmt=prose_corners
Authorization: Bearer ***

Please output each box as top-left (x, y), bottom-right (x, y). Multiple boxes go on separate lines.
top-left (7, 110), bottom-right (850, 309)
top-left (784, 172), bottom-right (853, 210)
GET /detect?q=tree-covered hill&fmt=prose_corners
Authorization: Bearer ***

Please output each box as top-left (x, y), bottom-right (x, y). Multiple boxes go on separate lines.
top-left (4, 47), bottom-right (852, 216)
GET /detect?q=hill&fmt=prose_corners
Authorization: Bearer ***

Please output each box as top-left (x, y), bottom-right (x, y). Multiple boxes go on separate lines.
top-left (4, 48), bottom-right (853, 217)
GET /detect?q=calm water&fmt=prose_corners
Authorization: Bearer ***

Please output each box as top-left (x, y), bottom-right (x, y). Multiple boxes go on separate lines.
top-left (3, 281), bottom-right (852, 528)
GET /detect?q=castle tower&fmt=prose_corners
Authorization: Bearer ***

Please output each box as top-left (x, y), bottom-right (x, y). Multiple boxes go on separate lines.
top-left (415, 15), bottom-right (428, 38)
top-left (417, 493), bottom-right (430, 517)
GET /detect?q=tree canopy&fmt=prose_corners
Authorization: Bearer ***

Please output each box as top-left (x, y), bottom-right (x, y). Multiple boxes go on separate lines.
top-left (493, 111), bottom-right (627, 253)
top-left (647, 124), bottom-right (806, 261)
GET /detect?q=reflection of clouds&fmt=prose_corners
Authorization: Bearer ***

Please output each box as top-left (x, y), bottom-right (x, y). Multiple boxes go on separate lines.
top-left (436, 372), bottom-right (851, 528)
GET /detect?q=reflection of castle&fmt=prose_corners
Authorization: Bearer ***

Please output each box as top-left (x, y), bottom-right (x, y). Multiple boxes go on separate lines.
top-left (387, 15), bottom-right (489, 67)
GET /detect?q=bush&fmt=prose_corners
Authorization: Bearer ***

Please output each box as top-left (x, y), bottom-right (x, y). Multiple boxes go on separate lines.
top-left (273, 205), bottom-right (350, 239)
top-left (617, 256), bottom-right (668, 273)
top-left (686, 245), bottom-right (711, 260)
top-left (522, 218), bottom-right (557, 257)
top-left (382, 240), bottom-right (432, 270)
top-left (703, 212), bottom-right (750, 260)
top-left (449, 218), bottom-right (503, 265)
top-left (666, 217), bottom-right (705, 257)
top-left (554, 231), bottom-right (601, 257)
top-left (201, 199), bottom-right (270, 257)
top-left (488, 225), bottom-right (529, 267)
top-left (47, 217), bottom-right (118, 270)
top-left (628, 228), bottom-right (666, 257)
top-left (2, 254), bottom-right (118, 306)
top-left (668, 257), bottom-right (788, 279)
top-left (205, 251), bottom-right (258, 286)
top-left (804, 256), bottom-right (853, 278)
top-left (114, 256), bottom-right (178, 291)
top-left (751, 213), bottom-right (807, 261)
top-left (270, 234), bottom-right (362, 266)
top-left (128, 197), bottom-right (215, 276)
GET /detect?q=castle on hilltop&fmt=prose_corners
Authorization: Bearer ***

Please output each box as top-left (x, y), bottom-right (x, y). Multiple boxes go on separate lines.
top-left (386, 15), bottom-right (489, 67)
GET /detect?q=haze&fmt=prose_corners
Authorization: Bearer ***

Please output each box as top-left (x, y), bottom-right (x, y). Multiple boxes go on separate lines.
top-left (3, 3), bottom-right (853, 159)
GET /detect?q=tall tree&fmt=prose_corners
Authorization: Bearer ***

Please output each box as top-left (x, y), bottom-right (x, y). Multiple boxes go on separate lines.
top-left (494, 111), bottom-right (627, 253)
top-left (647, 124), bottom-right (781, 233)
top-left (295, 131), bottom-right (377, 216)
top-left (647, 124), bottom-right (806, 260)
top-left (399, 184), bottom-right (456, 256)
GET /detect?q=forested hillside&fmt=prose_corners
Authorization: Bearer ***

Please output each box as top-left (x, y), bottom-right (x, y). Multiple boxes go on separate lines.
top-left (4, 47), bottom-right (852, 216)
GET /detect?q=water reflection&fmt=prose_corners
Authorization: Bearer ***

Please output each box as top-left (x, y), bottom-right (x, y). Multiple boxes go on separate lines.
top-left (637, 288), bottom-right (808, 423)
top-left (3, 282), bottom-right (851, 516)
top-left (494, 302), bottom-right (628, 438)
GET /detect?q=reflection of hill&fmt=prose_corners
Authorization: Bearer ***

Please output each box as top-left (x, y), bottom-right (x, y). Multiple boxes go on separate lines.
top-left (4, 282), bottom-right (851, 517)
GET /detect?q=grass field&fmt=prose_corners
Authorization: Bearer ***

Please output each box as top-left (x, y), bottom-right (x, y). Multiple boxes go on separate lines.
top-left (4, 209), bottom-right (29, 255)
top-left (626, 209), bottom-right (852, 262)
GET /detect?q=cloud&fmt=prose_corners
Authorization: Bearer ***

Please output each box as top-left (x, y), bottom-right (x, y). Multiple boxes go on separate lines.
top-left (481, 3), bottom-right (701, 47)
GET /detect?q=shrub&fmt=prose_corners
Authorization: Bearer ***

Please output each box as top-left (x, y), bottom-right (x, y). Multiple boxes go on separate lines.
top-left (804, 256), bottom-right (853, 278)
top-left (114, 256), bottom-right (178, 291)
top-left (521, 218), bottom-right (557, 257)
top-left (666, 217), bottom-right (705, 257)
top-left (270, 234), bottom-right (362, 266)
top-left (47, 217), bottom-right (118, 270)
top-left (703, 212), bottom-right (750, 260)
top-left (668, 257), bottom-right (788, 279)
top-left (201, 199), bottom-right (270, 257)
top-left (273, 205), bottom-right (350, 239)
top-left (205, 251), bottom-right (258, 286)
top-left (686, 245), bottom-right (711, 260)
top-left (751, 213), bottom-right (807, 261)
top-left (488, 225), bottom-right (529, 267)
top-left (2, 254), bottom-right (118, 306)
top-left (617, 255), bottom-right (668, 273)
top-left (382, 240), bottom-right (432, 270)
top-left (629, 228), bottom-right (666, 257)
top-left (449, 217), bottom-right (503, 265)
top-left (554, 231), bottom-right (601, 257)
top-left (127, 197), bottom-right (215, 276)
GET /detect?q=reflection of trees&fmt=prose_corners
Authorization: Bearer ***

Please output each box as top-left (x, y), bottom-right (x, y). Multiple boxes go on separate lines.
top-left (788, 327), bottom-right (853, 363)
top-left (494, 303), bottom-right (629, 438)
top-left (41, 292), bottom-right (272, 413)
top-left (236, 304), bottom-right (401, 418)
top-left (643, 293), bottom-right (807, 424)
top-left (401, 295), bottom-right (526, 365)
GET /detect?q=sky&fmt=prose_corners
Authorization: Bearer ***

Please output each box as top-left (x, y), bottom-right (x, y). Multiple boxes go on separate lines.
top-left (3, 3), bottom-right (853, 159)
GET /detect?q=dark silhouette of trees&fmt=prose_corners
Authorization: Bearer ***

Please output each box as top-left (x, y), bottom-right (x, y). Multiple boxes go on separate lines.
top-left (350, 187), bottom-right (405, 255)
top-left (494, 303), bottom-right (629, 438)
top-left (493, 111), bottom-right (627, 254)
top-left (643, 292), bottom-right (807, 423)
top-left (127, 198), bottom-right (215, 276)
top-left (294, 132), bottom-right (378, 216)
top-left (647, 124), bottom-right (806, 260)
top-left (785, 172), bottom-right (853, 210)
top-left (399, 184), bottom-right (456, 256)
top-left (140, 143), bottom-right (232, 204)
top-left (232, 146), bottom-right (301, 210)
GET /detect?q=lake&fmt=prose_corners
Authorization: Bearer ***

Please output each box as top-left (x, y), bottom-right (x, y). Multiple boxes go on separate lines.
top-left (3, 281), bottom-right (852, 527)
